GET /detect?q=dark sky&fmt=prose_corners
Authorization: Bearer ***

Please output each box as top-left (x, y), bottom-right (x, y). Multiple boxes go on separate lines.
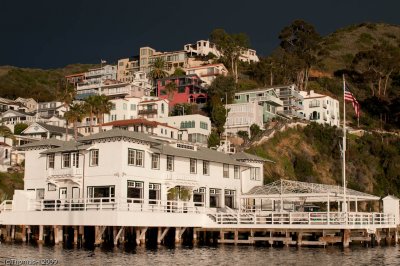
top-left (1, 0), bottom-right (399, 69)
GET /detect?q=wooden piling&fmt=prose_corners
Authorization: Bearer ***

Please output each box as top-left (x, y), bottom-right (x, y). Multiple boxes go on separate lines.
top-left (135, 228), bottom-right (141, 245)
top-left (73, 226), bottom-right (78, 246)
top-left (193, 228), bottom-right (198, 244)
top-left (342, 229), bottom-right (350, 248)
top-left (54, 226), bottom-right (59, 245)
top-left (38, 225), bottom-right (44, 244)
top-left (297, 231), bottom-right (303, 247)
top-left (21, 226), bottom-right (26, 242)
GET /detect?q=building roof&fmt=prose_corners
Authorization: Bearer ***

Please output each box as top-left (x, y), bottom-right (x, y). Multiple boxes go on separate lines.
top-left (35, 122), bottom-right (78, 136)
top-left (65, 73), bottom-right (85, 78)
top-left (0, 97), bottom-right (17, 104)
top-left (139, 99), bottom-right (166, 104)
top-left (185, 63), bottom-right (227, 70)
top-left (78, 128), bottom-right (162, 144)
top-left (40, 141), bottom-right (92, 154)
top-left (235, 84), bottom-right (295, 94)
top-left (18, 138), bottom-right (65, 149)
top-left (231, 152), bottom-right (274, 163)
top-left (383, 195), bottom-right (400, 200)
top-left (102, 119), bottom-right (178, 130)
top-left (152, 145), bottom-right (248, 166)
top-left (156, 74), bottom-right (199, 82)
top-left (1, 109), bottom-right (35, 117)
top-left (243, 179), bottom-right (379, 201)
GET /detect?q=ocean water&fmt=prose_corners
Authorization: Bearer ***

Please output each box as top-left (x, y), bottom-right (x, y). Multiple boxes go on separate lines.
top-left (0, 243), bottom-right (399, 266)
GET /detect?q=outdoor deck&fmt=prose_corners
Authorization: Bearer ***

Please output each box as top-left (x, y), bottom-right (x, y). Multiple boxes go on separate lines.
top-left (0, 198), bottom-right (395, 230)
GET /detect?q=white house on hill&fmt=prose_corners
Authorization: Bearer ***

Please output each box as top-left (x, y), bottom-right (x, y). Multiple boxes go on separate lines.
top-left (21, 122), bottom-right (77, 140)
top-left (299, 90), bottom-right (340, 127)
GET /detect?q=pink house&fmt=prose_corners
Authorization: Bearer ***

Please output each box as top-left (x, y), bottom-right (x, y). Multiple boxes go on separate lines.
top-left (156, 74), bottom-right (208, 107)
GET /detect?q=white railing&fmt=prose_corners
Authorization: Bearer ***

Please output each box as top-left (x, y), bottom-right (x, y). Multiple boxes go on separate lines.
top-left (27, 198), bottom-right (205, 214)
top-left (48, 168), bottom-right (83, 177)
top-left (211, 211), bottom-right (396, 227)
top-left (0, 200), bottom-right (13, 212)
top-left (101, 87), bottom-right (130, 96)
top-left (249, 95), bottom-right (283, 106)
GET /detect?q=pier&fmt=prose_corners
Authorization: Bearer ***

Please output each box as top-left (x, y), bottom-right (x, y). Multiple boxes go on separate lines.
top-left (0, 194), bottom-right (398, 248)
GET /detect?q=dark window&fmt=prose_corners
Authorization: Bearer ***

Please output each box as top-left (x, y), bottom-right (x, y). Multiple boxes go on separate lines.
top-left (90, 150), bottom-right (99, 166)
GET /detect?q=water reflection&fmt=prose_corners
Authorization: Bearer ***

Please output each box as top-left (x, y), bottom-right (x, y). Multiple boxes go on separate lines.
top-left (0, 242), bottom-right (399, 266)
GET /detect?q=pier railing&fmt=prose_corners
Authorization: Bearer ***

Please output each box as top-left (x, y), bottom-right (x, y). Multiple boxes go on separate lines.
top-left (212, 211), bottom-right (396, 227)
top-left (0, 200), bottom-right (13, 212)
top-left (26, 198), bottom-right (205, 214)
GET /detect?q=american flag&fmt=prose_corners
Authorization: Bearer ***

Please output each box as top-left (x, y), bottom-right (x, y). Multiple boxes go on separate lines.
top-left (344, 85), bottom-right (360, 118)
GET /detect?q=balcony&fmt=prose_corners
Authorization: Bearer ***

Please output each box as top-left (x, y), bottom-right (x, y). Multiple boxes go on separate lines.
top-left (283, 99), bottom-right (303, 110)
top-left (309, 102), bottom-right (321, 108)
top-left (138, 109), bottom-right (158, 115)
top-left (279, 90), bottom-right (303, 100)
top-left (199, 70), bottom-right (221, 77)
top-left (101, 87), bottom-right (130, 96)
top-left (48, 168), bottom-right (83, 177)
top-left (76, 91), bottom-right (98, 100)
top-left (47, 168), bottom-right (83, 184)
top-left (277, 109), bottom-right (304, 119)
top-left (249, 95), bottom-right (283, 106)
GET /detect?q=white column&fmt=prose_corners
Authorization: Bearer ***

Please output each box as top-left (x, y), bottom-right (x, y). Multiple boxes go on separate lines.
top-left (327, 194), bottom-right (330, 225)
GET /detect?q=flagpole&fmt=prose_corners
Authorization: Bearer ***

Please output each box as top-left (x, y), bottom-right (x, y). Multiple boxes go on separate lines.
top-left (342, 75), bottom-right (348, 217)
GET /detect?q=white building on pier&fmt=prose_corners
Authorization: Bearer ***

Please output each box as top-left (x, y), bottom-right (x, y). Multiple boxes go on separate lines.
top-left (0, 130), bottom-right (397, 242)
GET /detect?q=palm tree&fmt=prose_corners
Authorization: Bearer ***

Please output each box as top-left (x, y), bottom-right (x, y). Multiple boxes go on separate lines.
top-left (164, 81), bottom-right (178, 102)
top-left (57, 80), bottom-right (76, 141)
top-left (84, 95), bottom-right (100, 135)
top-left (64, 103), bottom-right (87, 140)
top-left (95, 95), bottom-right (113, 132)
top-left (149, 58), bottom-right (168, 94)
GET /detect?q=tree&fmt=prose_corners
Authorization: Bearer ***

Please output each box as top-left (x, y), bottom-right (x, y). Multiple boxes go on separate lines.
top-left (208, 75), bottom-right (236, 103)
top-left (84, 95), bottom-right (100, 135)
top-left (207, 131), bottom-right (220, 148)
top-left (237, 130), bottom-right (249, 141)
top-left (210, 28), bottom-right (250, 82)
top-left (149, 58), bottom-right (168, 87)
top-left (64, 103), bottom-right (87, 139)
top-left (171, 68), bottom-right (186, 77)
top-left (0, 126), bottom-right (15, 143)
top-left (96, 95), bottom-right (113, 132)
top-left (250, 124), bottom-right (262, 139)
top-left (164, 81), bottom-right (178, 102)
top-left (211, 102), bottom-right (227, 136)
top-left (13, 123), bottom-right (28, 135)
top-left (57, 80), bottom-right (76, 141)
top-left (352, 40), bottom-right (400, 97)
top-left (250, 56), bottom-right (276, 86)
top-left (167, 186), bottom-right (192, 201)
top-left (278, 20), bottom-right (322, 90)
top-left (171, 103), bottom-right (194, 116)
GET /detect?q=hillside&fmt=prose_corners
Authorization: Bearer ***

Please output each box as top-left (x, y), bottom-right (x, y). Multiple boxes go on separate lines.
top-left (319, 23), bottom-right (400, 74)
top-left (247, 123), bottom-right (400, 197)
top-left (0, 64), bottom-right (96, 102)
top-left (0, 172), bottom-right (23, 200)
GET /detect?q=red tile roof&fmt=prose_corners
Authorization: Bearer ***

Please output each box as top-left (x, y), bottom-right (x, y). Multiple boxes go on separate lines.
top-left (140, 99), bottom-right (166, 103)
top-left (185, 63), bottom-right (226, 70)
